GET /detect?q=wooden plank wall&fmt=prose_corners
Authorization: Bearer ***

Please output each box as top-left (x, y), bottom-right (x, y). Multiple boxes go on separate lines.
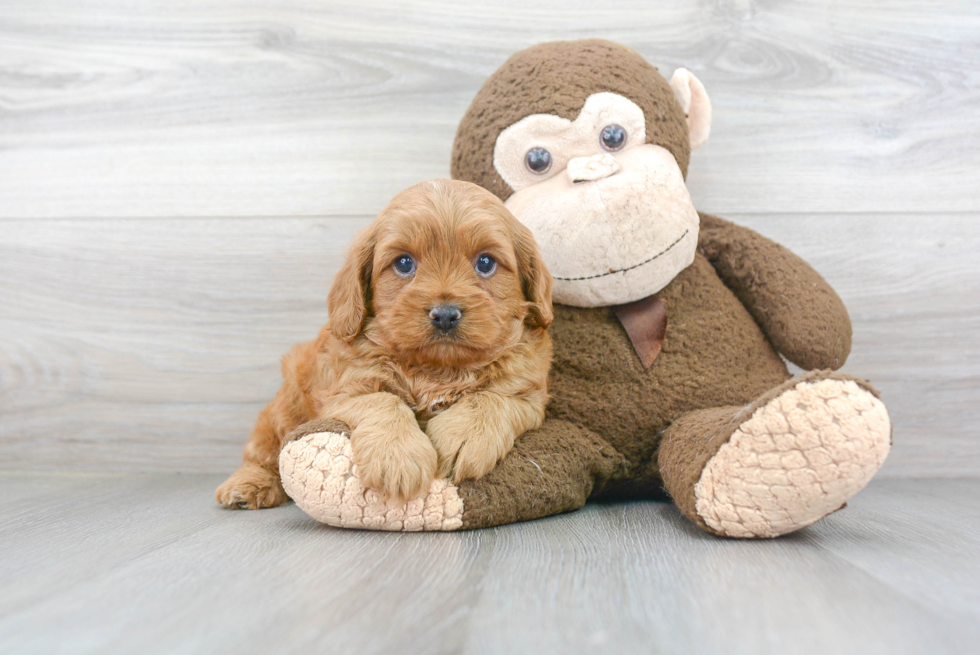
top-left (1, 1), bottom-right (978, 476)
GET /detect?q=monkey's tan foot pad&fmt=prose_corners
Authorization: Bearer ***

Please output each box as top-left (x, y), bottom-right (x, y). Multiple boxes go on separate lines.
top-left (695, 378), bottom-right (891, 538)
top-left (279, 431), bottom-right (464, 531)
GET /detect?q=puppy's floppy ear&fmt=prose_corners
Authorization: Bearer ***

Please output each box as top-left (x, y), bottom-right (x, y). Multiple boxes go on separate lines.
top-left (328, 224), bottom-right (376, 342)
top-left (513, 221), bottom-right (554, 329)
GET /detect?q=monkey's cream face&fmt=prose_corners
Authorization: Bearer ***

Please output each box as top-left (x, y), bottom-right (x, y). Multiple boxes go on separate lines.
top-left (494, 93), bottom-right (700, 307)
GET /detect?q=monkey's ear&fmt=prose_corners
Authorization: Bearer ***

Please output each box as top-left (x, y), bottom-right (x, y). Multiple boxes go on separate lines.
top-left (327, 225), bottom-right (376, 342)
top-left (669, 68), bottom-right (712, 150)
top-left (513, 221), bottom-right (554, 329)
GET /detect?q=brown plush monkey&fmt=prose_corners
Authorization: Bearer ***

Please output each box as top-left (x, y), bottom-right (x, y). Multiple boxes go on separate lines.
top-left (278, 39), bottom-right (891, 538)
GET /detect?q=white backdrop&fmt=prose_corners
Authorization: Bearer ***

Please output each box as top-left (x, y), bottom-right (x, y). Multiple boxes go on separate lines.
top-left (1, 0), bottom-right (977, 476)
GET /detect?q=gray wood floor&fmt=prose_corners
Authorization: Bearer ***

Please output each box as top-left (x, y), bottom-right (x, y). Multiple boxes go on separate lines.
top-left (0, 474), bottom-right (977, 655)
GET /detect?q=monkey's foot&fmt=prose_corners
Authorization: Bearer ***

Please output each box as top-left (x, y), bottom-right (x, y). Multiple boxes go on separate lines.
top-left (661, 373), bottom-right (891, 538)
top-left (278, 419), bottom-right (464, 531)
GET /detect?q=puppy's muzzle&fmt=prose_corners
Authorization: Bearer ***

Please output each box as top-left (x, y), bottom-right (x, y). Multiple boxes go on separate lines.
top-left (429, 305), bottom-right (462, 333)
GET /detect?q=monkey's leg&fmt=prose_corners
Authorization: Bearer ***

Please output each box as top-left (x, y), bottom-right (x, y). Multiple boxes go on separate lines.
top-left (278, 418), bottom-right (626, 531)
top-left (658, 371), bottom-right (891, 538)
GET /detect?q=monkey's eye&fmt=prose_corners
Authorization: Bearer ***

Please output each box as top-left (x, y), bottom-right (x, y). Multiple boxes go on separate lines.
top-left (475, 253), bottom-right (497, 277)
top-left (393, 255), bottom-right (416, 277)
top-left (524, 147), bottom-right (552, 174)
top-left (600, 124), bottom-right (627, 151)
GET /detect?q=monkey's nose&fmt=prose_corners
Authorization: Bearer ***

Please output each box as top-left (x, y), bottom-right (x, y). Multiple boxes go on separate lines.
top-left (429, 305), bottom-right (462, 332)
top-left (567, 153), bottom-right (621, 183)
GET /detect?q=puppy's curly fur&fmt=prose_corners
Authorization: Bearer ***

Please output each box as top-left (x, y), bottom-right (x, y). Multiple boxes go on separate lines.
top-left (216, 180), bottom-right (554, 508)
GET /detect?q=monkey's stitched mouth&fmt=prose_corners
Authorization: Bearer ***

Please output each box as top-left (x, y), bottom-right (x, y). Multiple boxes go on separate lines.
top-left (552, 228), bottom-right (690, 281)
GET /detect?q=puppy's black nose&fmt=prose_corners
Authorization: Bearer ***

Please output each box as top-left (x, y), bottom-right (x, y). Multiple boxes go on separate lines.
top-left (429, 305), bottom-right (462, 332)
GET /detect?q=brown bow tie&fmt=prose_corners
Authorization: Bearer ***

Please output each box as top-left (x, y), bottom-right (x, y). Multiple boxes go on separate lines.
top-left (612, 294), bottom-right (667, 369)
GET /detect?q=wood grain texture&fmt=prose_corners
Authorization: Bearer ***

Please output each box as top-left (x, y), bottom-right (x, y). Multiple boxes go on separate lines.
top-left (0, 0), bottom-right (978, 218)
top-left (1, 213), bottom-right (977, 476)
top-left (0, 216), bottom-right (368, 471)
top-left (1, 1), bottom-right (978, 478)
top-left (0, 473), bottom-right (977, 654)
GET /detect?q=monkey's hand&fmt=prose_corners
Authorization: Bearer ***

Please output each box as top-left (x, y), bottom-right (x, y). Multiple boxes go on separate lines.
top-left (697, 212), bottom-right (852, 370)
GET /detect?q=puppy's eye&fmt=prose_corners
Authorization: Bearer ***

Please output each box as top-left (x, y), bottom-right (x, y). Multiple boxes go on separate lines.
top-left (475, 253), bottom-right (497, 277)
top-left (600, 124), bottom-right (627, 151)
top-left (393, 255), bottom-right (416, 277)
top-left (524, 147), bottom-right (552, 174)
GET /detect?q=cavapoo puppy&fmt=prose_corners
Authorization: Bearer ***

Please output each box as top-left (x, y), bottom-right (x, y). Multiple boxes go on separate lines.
top-left (216, 180), bottom-right (554, 508)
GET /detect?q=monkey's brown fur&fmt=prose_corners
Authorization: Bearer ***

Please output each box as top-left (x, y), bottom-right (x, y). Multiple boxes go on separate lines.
top-left (446, 40), bottom-right (875, 533)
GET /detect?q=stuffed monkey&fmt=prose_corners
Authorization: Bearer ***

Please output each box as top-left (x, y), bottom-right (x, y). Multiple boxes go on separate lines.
top-left (278, 39), bottom-right (891, 538)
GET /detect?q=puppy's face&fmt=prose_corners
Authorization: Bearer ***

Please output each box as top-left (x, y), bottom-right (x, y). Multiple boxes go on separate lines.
top-left (328, 180), bottom-right (553, 368)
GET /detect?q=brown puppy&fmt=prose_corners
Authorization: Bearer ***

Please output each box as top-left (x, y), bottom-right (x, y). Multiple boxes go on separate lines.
top-left (216, 180), bottom-right (553, 508)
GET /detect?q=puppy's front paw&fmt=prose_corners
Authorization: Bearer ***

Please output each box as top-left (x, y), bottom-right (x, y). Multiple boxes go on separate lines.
top-left (351, 427), bottom-right (438, 503)
top-left (450, 438), bottom-right (509, 484)
top-left (428, 414), bottom-right (515, 484)
top-left (215, 463), bottom-right (288, 509)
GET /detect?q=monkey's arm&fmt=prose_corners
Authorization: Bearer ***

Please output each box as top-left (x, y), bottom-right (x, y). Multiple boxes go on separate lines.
top-left (696, 212), bottom-right (852, 370)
